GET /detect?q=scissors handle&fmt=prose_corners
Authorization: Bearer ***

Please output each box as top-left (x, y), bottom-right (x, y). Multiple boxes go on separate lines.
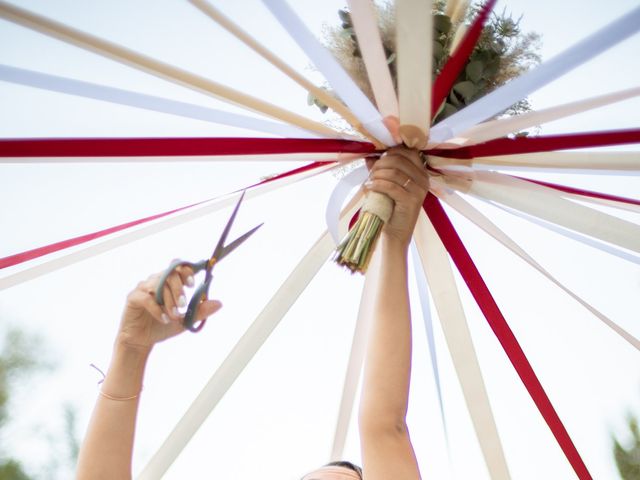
top-left (155, 258), bottom-right (209, 332)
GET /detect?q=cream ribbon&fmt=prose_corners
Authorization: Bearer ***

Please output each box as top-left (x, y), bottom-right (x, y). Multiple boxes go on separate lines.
top-left (330, 245), bottom-right (380, 461)
top-left (414, 210), bottom-right (512, 480)
top-left (429, 4), bottom-right (640, 142)
top-left (467, 172), bottom-right (640, 255)
top-left (137, 192), bottom-right (363, 479)
top-left (0, 64), bottom-right (322, 139)
top-left (347, 0), bottom-right (399, 121)
top-left (261, 0), bottom-right (395, 146)
top-left (452, 86), bottom-right (640, 146)
top-left (188, 0), bottom-right (379, 146)
top-left (397, 0), bottom-right (432, 148)
top-left (0, 1), bottom-right (339, 139)
top-left (435, 187), bottom-right (640, 351)
top-left (0, 163), bottom-right (336, 290)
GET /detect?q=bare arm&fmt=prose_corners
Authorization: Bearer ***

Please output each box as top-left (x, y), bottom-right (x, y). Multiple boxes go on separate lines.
top-left (358, 148), bottom-right (429, 480)
top-left (76, 267), bottom-right (221, 480)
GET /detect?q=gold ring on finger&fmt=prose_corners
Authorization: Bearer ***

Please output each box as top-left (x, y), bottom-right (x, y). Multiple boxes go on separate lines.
top-left (403, 178), bottom-right (412, 189)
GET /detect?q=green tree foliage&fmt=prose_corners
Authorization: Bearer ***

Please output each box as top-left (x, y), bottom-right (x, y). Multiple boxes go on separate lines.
top-left (614, 414), bottom-right (640, 480)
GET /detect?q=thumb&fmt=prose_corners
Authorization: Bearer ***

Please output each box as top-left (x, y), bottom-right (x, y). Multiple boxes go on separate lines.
top-left (198, 299), bottom-right (223, 319)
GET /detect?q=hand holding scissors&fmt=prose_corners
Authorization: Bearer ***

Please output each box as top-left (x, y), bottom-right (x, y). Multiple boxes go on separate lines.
top-left (155, 191), bottom-right (262, 332)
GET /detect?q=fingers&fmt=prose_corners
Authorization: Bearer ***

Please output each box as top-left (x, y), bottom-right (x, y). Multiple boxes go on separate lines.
top-left (369, 149), bottom-right (430, 194)
top-left (128, 280), bottom-right (171, 325)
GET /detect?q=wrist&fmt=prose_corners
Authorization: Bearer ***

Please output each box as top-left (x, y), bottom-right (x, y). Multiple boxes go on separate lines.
top-left (101, 343), bottom-right (150, 398)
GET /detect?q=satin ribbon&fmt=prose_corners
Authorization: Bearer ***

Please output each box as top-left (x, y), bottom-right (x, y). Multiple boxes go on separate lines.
top-left (431, 0), bottom-right (496, 119)
top-left (188, 0), bottom-right (378, 145)
top-left (467, 171), bottom-right (640, 255)
top-left (429, 4), bottom-right (640, 143)
top-left (326, 164), bottom-right (369, 243)
top-left (424, 194), bottom-right (592, 480)
top-left (347, 0), bottom-right (399, 120)
top-left (436, 188), bottom-right (640, 350)
top-left (409, 240), bottom-right (450, 456)
top-left (0, 64), bottom-right (320, 139)
top-left (428, 129), bottom-right (640, 158)
top-left (0, 162), bottom-right (336, 289)
top-left (397, 0), bottom-right (432, 146)
top-left (413, 211), bottom-right (510, 480)
top-left (0, 137), bottom-right (377, 158)
top-left (454, 86), bottom-right (640, 146)
top-left (429, 151), bottom-right (640, 173)
top-left (261, 0), bottom-right (395, 146)
top-left (0, 1), bottom-right (339, 138)
top-left (137, 192), bottom-right (363, 480)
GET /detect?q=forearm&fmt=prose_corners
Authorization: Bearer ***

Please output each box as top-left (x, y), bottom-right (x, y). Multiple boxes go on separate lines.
top-left (76, 344), bottom-right (150, 480)
top-left (359, 236), bottom-right (412, 431)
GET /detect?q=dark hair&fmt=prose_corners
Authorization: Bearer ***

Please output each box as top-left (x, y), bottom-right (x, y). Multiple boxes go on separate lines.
top-left (325, 461), bottom-right (363, 478)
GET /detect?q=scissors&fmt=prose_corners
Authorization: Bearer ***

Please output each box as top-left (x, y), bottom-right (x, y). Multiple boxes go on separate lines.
top-left (155, 191), bottom-right (262, 332)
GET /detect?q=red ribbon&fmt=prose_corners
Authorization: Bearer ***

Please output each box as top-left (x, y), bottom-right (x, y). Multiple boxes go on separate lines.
top-left (431, 0), bottom-right (497, 119)
top-left (427, 129), bottom-right (640, 158)
top-left (0, 137), bottom-right (377, 157)
top-left (516, 177), bottom-right (640, 207)
top-left (0, 161), bottom-right (333, 270)
top-left (423, 193), bottom-right (592, 480)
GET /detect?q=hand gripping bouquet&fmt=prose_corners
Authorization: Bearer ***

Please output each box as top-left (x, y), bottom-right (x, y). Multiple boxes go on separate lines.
top-left (313, 1), bottom-right (540, 273)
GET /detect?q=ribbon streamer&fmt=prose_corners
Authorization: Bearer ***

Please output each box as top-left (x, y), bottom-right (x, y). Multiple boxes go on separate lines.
top-left (397, 0), bottom-right (432, 147)
top-left (430, 0), bottom-right (496, 120)
top-left (428, 129), bottom-right (640, 159)
top-left (454, 86), bottom-right (640, 146)
top-left (430, 4), bottom-right (640, 142)
top-left (413, 211), bottom-right (510, 480)
top-left (429, 151), bottom-right (640, 172)
top-left (347, 0), bottom-right (399, 121)
top-left (409, 240), bottom-right (450, 456)
top-left (424, 194), bottom-right (592, 480)
top-left (187, 0), bottom-right (379, 145)
top-left (436, 188), bottom-right (640, 350)
top-left (0, 162), bottom-right (336, 289)
top-left (326, 164), bottom-right (369, 243)
top-left (467, 171), bottom-right (640, 255)
top-left (0, 64), bottom-right (319, 139)
top-left (330, 243), bottom-right (380, 461)
top-left (0, 137), bottom-right (377, 158)
top-left (261, 0), bottom-right (395, 146)
top-left (137, 193), bottom-right (363, 479)
top-left (0, 1), bottom-right (339, 138)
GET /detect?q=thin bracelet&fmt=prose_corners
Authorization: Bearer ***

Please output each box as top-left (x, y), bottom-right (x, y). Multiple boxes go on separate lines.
top-left (99, 388), bottom-right (142, 401)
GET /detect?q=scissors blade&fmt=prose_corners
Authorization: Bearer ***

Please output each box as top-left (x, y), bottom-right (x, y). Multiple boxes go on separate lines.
top-left (210, 190), bottom-right (246, 260)
top-left (218, 222), bottom-right (263, 262)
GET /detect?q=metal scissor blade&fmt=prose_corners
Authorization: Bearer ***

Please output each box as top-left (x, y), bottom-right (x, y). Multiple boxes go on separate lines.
top-left (210, 190), bottom-right (246, 260)
top-left (218, 222), bottom-right (263, 262)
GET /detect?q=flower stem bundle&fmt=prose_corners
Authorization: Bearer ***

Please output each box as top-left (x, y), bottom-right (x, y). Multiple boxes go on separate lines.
top-left (334, 191), bottom-right (393, 273)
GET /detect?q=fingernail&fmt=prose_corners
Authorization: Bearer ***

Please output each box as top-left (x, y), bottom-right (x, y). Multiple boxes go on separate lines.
top-left (178, 295), bottom-right (187, 307)
top-left (161, 313), bottom-right (170, 324)
top-left (364, 180), bottom-right (373, 188)
top-left (187, 276), bottom-right (194, 287)
top-left (172, 306), bottom-right (180, 317)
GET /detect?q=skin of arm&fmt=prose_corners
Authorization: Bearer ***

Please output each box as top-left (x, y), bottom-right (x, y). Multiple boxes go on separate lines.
top-left (75, 267), bottom-right (222, 480)
top-left (358, 147), bottom-right (429, 480)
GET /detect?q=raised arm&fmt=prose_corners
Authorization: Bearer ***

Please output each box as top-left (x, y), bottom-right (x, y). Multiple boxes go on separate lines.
top-left (76, 266), bottom-right (222, 480)
top-left (358, 148), bottom-right (429, 480)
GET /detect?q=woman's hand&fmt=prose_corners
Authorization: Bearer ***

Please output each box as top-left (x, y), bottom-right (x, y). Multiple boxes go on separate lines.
top-left (116, 265), bottom-right (223, 352)
top-left (365, 147), bottom-right (430, 248)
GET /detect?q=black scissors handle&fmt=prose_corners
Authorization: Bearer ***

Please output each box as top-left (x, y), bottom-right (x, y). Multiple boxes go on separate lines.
top-left (155, 258), bottom-right (209, 332)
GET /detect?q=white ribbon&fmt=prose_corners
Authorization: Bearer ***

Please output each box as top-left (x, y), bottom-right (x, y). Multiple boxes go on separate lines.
top-left (0, 64), bottom-right (322, 139)
top-left (326, 164), bottom-right (369, 243)
top-left (429, 151), bottom-right (640, 172)
top-left (138, 192), bottom-right (363, 479)
top-left (413, 211), bottom-right (512, 480)
top-left (454, 86), bottom-right (640, 146)
top-left (436, 187), bottom-right (640, 351)
top-left (261, 0), bottom-right (395, 146)
top-left (467, 171), bottom-right (640, 255)
top-left (429, 5), bottom-right (640, 142)
top-left (409, 240), bottom-right (449, 447)
top-left (347, 0), bottom-right (399, 120)
top-left (0, 163), bottom-right (336, 290)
